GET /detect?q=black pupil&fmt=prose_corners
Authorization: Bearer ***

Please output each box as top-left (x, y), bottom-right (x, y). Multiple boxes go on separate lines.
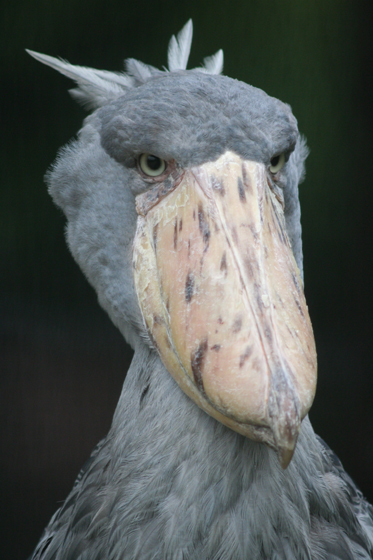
top-left (147, 155), bottom-right (161, 170)
top-left (271, 155), bottom-right (280, 167)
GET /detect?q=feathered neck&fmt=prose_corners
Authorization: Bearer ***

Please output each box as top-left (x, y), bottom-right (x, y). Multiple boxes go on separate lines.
top-left (47, 343), bottom-right (372, 560)
top-left (100, 343), bottom-right (356, 558)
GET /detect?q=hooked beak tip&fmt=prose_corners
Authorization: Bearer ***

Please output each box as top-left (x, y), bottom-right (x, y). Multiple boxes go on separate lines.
top-left (277, 442), bottom-right (297, 469)
top-left (268, 373), bottom-right (303, 469)
top-left (271, 402), bottom-right (301, 469)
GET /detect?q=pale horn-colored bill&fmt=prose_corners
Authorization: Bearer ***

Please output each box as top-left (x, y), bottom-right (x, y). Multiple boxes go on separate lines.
top-left (133, 151), bottom-right (317, 468)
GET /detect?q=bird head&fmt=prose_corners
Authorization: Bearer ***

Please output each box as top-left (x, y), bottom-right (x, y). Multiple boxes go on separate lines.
top-left (28, 20), bottom-right (317, 468)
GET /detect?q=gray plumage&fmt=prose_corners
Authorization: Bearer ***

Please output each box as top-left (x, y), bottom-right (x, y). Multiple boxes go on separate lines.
top-left (28, 21), bottom-right (373, 560)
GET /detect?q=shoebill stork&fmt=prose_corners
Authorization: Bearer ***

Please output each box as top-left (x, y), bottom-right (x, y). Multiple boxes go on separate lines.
top-left (27, 20), bottom-right (373, 560)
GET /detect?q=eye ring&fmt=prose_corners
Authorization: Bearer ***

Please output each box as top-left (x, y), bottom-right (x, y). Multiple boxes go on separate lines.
top-left (269, 153), bottom-right (286, 174)
top-left (138, 154), bottom-right (167, 177)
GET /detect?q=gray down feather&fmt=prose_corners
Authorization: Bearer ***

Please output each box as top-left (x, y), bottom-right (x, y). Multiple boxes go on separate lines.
top-left (28, 21), bottom-right (373, 560)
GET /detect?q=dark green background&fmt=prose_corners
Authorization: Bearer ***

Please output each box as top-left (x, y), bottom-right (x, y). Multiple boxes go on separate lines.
top-left (2, 1), bottom-right (373, 558)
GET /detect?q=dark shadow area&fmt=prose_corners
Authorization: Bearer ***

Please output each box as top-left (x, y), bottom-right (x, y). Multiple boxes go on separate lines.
top-left (1, 297), bottom-right (133, 559)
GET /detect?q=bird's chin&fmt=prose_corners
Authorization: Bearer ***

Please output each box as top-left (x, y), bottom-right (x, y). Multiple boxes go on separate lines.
top-left (133, 151), bottom-right (317, 468)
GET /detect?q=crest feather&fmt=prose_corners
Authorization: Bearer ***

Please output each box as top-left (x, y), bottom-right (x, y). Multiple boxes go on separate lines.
top-left (167, 19), bottom-right (193, 71)
top-left (27, 21), bottom-right (224, 110)
top-left (26, 49), bottom-right (130, 109)
top-left (125, 58), bottom-right (161, 84)
top-left (202, 50), bottom-right (224, 75)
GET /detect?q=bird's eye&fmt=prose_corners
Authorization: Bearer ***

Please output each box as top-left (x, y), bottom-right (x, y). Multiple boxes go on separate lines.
top-left (269, 153), bottom-right (286, 174)
top-left (139, 154), bottom-right (166, 177)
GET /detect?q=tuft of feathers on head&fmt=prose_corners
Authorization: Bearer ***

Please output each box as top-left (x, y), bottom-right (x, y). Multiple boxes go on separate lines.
top-left (167, 19), bottom-right (194, 71)
top-left (26, 20), bottom-right (223, 110)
